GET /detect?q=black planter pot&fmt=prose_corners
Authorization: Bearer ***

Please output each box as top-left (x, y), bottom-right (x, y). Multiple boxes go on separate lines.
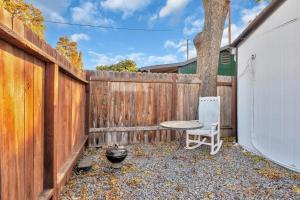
top-left (105, 145), bottom-right (128, 169)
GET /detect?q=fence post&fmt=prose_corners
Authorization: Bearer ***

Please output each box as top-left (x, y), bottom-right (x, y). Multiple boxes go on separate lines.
top-left (85, 71), bottom-right (92, 145)
top-left (171, 74), bottom-right (177, 140)
top-left (231, 77), bottom-right (237, 137)
top-left (44, 63), bottom-right (59, 199)
top-left (171, 74), bottom-right (177, 120)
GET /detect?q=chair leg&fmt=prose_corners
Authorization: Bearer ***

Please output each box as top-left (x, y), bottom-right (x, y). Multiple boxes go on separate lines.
top-left (210, 134), bottom-right (223, 155)
top-left (210, 135), bottom-right (215, 154)
top-left (186, 133), bottom-right (189, 148)
top-left (186, 134), bottom-right (207, 150)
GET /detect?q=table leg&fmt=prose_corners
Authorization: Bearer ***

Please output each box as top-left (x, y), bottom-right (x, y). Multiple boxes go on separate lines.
top-left (177, 129), bottom-right (185, 149)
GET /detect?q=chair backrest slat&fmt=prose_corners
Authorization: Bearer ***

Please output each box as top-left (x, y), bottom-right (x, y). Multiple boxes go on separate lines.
top-left (198, 96), bottom-right (220, 128)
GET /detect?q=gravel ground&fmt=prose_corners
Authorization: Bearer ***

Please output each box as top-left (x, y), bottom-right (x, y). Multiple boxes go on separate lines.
top-left (60, 138), bottom-right (300, 200)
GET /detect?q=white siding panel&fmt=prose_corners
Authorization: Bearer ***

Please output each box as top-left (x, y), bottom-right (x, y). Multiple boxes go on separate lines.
top-left (238, 0), bottom-right (300, 171)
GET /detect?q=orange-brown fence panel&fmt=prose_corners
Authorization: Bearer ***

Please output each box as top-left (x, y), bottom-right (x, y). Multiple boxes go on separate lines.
top-left (0, 8), bottom-right (87, 200)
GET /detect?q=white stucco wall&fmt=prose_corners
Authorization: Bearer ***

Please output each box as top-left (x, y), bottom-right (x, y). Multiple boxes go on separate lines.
top-left (237, 0), bottom-right (300, 172)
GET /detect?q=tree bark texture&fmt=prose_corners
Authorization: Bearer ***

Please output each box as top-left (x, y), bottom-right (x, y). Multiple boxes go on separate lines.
top-left (194, 0), bottom-right (229, 96)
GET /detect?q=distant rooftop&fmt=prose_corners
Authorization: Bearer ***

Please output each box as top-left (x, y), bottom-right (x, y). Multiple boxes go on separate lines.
top-left (140, 45), bottom-right (232, 72)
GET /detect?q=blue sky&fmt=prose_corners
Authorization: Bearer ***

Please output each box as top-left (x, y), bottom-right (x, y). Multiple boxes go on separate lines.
top-left (26, 0), bottom-right (268, 70)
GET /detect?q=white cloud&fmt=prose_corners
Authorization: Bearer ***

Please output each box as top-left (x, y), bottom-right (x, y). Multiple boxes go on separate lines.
top-left (159, 0), bottom-right (191, 18)
top-left (164, 39), bottom-right (196, 59)
top-left (47, 12), bottom-right (66, 22)
top-left (148, 0), bottom-right (192, 28)
top-left (70, 33), bottom-right (90, 42)
top-left (71, 2), bottom-right (114, 25)
top-left (101, 0), bottom-right (151, 18)
top-left (27, 0), bottom-right (70, 22)
top-left (164, 40), bottom-right (185, 50)
top-left (183, 15), bottom-right (204, 36)
top-left (181, 2), bottom-right (267, 47)
top-left (27, 0), bottom-right (70, 13)
top-left (88, 51), bottom-right (178, 67)
top-left (221, 1), bottom-right (268, 46)
top-left (148, 14), bottom-right (158, 26)
top-left (241, 2), bottom-right (268, 24)
top-left (88, 51), bottom-right (125, 66)
top-left (221, 24), bottom-right (244, 46)
top-left (146, 55), bottom-right (178, 65)
top-left (189, 47), bottom-right (197, 58)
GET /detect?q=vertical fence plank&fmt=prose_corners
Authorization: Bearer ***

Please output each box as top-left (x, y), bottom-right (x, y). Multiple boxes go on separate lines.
top-left (24, 54), bottom-right (34, 200)
top-left (0, 41), bottom-right (10, 200)
top-left (14, 45), bottom-right (26, 200)
top-left (0, 39), bottom-right (3, 200)
top-left (232, 77), bottom-right (237, 136)
top-left (44, 63), bottom-right (59, 199)
top-left (57, 73), bottom-right (64, 170)
top-left (0, 40), bottom-right (25, 200)
top-left (33, 58), bottom-right (45, 199)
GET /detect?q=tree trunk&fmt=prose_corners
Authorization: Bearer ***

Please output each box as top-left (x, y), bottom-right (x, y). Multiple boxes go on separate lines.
top-left (194, 0), bottom-right (229, 96)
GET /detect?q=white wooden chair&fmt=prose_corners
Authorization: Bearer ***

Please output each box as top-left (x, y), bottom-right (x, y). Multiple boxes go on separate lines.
top-left (186, 96), bottom-right (223, 155)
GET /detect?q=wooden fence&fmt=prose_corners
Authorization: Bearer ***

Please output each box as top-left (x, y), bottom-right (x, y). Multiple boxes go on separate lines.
top-left (0, 7), bottom-right (236, 200)
top-left (87, 71), bottom-right (236, 147)
top-left (87, 71), bottom-right (201, 146)
top-left (0, 8), bottom-right (87, 200)
top-left (217, 76), bottom-right (237, 137)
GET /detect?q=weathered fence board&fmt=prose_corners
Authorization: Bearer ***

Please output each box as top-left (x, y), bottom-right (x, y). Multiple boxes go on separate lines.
top-left (0, 8), bottom-right (87, 200)
top-left (88, 72), bottom-right (236, 147)
top-left (33, 58), bottom-right (45, 199)
top-left (217, 76), bottom-right (236, 136)
top-left (0, 40), bottom-right (46, 200)
top-left (56, 73), bottom-right (86, 174)
top-left (88, 71), bottom-right (202, 146)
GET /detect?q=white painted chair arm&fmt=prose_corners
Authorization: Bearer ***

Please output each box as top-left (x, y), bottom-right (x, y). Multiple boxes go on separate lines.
top-left (211, 122), bottom-right (219, 131)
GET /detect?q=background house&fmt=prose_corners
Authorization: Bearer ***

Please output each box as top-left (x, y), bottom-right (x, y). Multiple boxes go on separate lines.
top-left (140, 46), bottom-right (236, 77)
top-left (233, 0), bottom-right (300, 172)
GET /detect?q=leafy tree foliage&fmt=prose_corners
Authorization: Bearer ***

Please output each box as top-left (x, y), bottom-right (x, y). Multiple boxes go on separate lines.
top-left (96, 59), bottom-right (138, 72)
top-left (0, 0), bottom-right (45, 38)
top-left (56, 36), bottom-right (84, 70)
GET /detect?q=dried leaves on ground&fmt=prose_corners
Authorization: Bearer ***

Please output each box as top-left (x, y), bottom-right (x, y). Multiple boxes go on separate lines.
top-left (60, 140), bottom-right (300, 199)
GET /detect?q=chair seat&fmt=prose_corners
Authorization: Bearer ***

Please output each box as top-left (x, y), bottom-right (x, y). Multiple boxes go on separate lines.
top-left (186, 126), bottom-right (215, 136)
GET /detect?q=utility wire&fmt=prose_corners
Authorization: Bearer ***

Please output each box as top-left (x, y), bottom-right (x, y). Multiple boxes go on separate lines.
top-left (45, 20), bottom-right (177, 32)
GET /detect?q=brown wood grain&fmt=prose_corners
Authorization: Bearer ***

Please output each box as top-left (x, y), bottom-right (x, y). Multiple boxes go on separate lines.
top-left (88, 71), bottom-right (203, 146)
top-left (0, 40), bottom-right (26, 200)
top-left (44, 63), bottom-right (59, 199)
top-left (24, 54), bottom-right (34, 200)
top-left (2, 41), bottom-right (17, 200)
top-left (0, 39), bottom-right (3, 200)
top-left (88, 71), bottom-right (234, 146)
top-left (1, 17), bottom-right (88, 198)
top-left (14, 43), bottom-right (26, 200)
top-left (33, 58), bottom-right (45, 199)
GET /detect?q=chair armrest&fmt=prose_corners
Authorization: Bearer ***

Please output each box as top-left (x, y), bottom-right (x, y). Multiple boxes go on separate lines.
top-left (211, 122), bottom-right (219, 131)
